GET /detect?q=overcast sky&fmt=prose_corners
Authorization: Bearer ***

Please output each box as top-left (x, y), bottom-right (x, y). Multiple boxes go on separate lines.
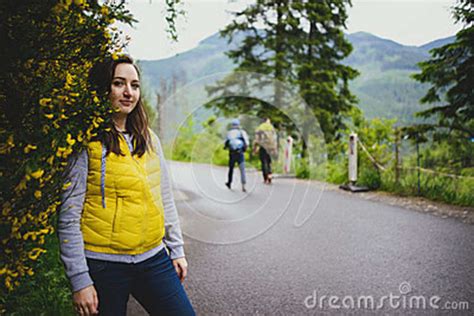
top-left (118, 0), bottom-right (462, 60)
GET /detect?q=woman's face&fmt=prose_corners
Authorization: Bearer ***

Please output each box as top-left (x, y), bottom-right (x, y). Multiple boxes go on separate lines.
top-left (109, 63), bottom-right (140, 115)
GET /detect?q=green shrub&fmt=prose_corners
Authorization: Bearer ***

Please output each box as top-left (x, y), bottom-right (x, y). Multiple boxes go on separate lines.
top-left (1, 230), bottom-right (74, 315)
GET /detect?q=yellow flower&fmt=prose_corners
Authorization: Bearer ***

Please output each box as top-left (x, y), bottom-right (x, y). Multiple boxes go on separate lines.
top-left (66, 133), bottom-right (76, 145)
top-left (66, 73), bottom-right (74, 85)
top-left (34, 190), bottom-right (42, 199)
top-left (0, 135), bottom-right (15, 154)
top-left (56, 146), bottom-right (73, 158)
top-left (2, 202), bottom-right (12, 216)
top-left (92, 117), bottom-right (100, 128)
top-left (28, 248), bottom-right (46, 260)
top-left (5, 277), bottom-right (12, 290)
top-left (44, 113), bottom-right (54, 119)
top-left (30, 169), bottom-right (44, 179)
top-left (42, 125), bottom-right (50, 134)
top-left (7, 135), bottom-right (14, 147)
top-left (24, 144), bottom-right (37, 154)
top-left (100, 5), bottom-right (109, 16)
top-left (93, 96), bottom-right (100, 103)
top-left (15, 179), bottom-right (27, 192)
top-left (62, 182), bottom-right (72, 190)
top-left (39, 98), bottom-right (52, 106)
top-left (56, 146), bottom-right (66, 157)
top-left (86, 128), bottom-right (96, 139)
top-left (47, 155), bottom-right (54, 165)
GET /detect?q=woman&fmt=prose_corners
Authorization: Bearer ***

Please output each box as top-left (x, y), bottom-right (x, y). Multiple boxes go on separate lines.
top-left (58, 55), bottom-right (195, 316)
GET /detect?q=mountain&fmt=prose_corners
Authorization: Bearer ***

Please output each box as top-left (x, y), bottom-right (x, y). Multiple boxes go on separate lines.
top-left (139, 31), bottom-right (456, 125)
top-left (420, 36), bottom-right (456, 51)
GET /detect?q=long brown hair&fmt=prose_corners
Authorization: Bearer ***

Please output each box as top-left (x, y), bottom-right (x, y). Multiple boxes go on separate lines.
top-left (89, 55), bottom-right (151, 157)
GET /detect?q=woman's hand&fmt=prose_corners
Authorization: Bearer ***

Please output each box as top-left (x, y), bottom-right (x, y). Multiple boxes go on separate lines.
top-left (73, 285), bottom-right (99, 315)
top-left (172, 257), bottom-right (188, 283)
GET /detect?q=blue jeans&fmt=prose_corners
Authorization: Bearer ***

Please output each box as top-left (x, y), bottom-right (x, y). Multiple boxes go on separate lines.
top-left (227, 151), bottom-right (246, 185)
top-left (86, 249), bottom-right (195, 316)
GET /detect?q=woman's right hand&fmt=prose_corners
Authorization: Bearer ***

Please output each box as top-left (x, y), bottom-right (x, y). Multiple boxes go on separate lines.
top-left (73, 285), bottom-right (99, 315)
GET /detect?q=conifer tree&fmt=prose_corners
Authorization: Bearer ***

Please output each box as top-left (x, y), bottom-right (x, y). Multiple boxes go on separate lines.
top-left (413, 0), bottom-right (473, 139)
top-left (206, 0), bottom-right (358, 150)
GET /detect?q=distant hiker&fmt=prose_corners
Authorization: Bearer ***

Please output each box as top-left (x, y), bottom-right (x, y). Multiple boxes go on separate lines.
top-left (253, 118), bottom-right (277, 184)
top-left (224, 118), bottom-right (249, 192)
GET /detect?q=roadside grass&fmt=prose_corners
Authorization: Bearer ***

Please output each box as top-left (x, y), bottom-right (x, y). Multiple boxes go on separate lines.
top-left (2, 227), bottom-right (74, 315)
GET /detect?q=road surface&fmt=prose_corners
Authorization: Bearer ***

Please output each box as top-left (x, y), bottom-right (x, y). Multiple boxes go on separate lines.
top-left (128, 161), bottom-right (473, 315)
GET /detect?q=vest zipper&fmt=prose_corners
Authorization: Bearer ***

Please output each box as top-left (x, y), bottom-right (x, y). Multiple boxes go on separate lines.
top-left (122, 134), bottom-right (148, 248)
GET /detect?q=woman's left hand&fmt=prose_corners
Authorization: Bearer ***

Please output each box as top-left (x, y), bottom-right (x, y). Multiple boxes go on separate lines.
top-left (172, 257), bottom-right (188, 283)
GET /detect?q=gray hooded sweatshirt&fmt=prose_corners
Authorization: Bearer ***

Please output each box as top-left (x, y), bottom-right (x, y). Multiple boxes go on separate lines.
top-left (58, 132), bottom-right (185, 292)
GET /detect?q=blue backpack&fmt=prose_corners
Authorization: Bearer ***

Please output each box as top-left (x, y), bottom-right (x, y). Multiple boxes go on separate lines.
top-left (227, 130), bottom-right (246, 152)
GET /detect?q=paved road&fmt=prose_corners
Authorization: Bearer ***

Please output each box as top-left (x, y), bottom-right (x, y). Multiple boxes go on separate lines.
top-left (129, 162), bottom-right (474, 315)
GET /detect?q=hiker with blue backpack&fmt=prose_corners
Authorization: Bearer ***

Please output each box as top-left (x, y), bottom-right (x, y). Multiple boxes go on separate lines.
top-left (224, 119), bottom-right (250, 192)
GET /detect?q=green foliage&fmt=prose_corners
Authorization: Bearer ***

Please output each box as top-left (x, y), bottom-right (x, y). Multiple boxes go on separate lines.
top-left (168, 112), bottom-right (473, 206)
top-left (164, 0), bottom-right (186, 41)
top-left (313, 109), bottom-right (474, 206)
top-left (326, 160), bottom-right (348, 184)
top-left (1, 230), bottom-right (74, 315)
top-left (412, 0), bottom-right (473, 138)
top-left (0, 0), bottom-right (132, 307)
top-left (295, 158), bottom-right (310, 179)
top-left (205, 0), bottom-right (358, 150)
top-left (421, 138), bottom-right (472, 170)
top-left (381, 169), bottom-right (474, 206)
top-left (294, 1), bottom-right (359, 145)
top-left (358, 166), bottom-right (381, 189)
top-left (166, 116), bottom-right (229, 166)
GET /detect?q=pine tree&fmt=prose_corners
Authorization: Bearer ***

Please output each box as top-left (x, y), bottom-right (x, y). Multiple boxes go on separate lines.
top-left (206, 0), bottom-right (358, 150)
top-left (293, 1), bottom-right (358, 147)
top-left (413, 0), bottom-right (473, 139)
top-left (205, 0), bottom-right (297, 129)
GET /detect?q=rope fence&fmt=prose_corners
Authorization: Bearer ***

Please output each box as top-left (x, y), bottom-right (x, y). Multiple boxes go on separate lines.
top-left (357, 138), bottom-right (473, 180)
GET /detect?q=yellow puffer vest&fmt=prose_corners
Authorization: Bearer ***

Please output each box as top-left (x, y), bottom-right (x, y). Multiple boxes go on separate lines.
top-left (81, 133), bottom-right (165, 254)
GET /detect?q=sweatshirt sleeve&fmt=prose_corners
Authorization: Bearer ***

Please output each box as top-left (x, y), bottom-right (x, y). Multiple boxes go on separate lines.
top-left (152, 132), bottom-right (186, 259)
top-left (57, 149), bottom-right (93, 292)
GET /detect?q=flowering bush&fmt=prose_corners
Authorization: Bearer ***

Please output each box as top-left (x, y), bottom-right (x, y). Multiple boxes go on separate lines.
top-left (0, 0), bottom-right (134, 296)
